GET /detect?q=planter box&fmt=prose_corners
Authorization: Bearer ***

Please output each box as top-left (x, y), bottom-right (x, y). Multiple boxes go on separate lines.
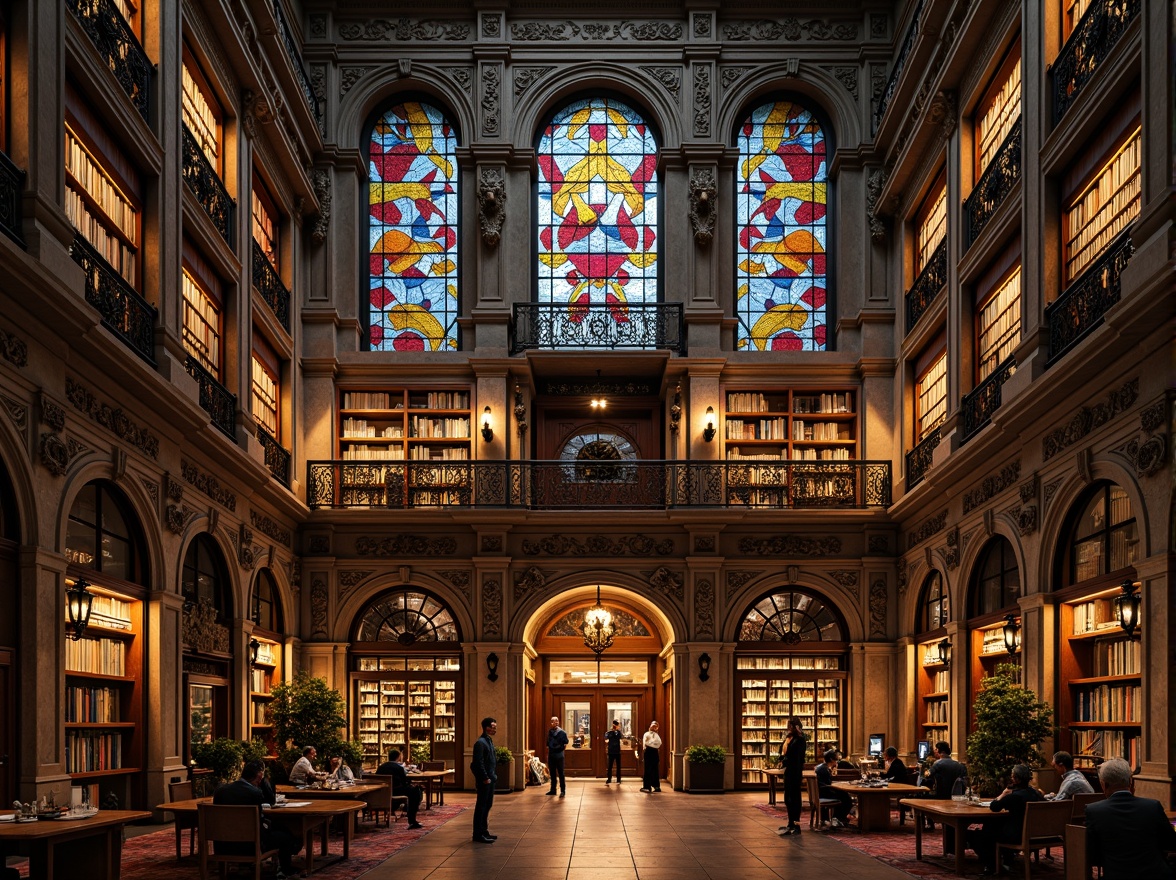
top-left (495, 760), bottom-right (513, 793)
top-left (684, 761), bottom-right (725, 792)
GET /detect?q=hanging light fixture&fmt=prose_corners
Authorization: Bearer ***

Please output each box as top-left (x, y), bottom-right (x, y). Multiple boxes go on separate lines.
top-left (66, 577), bottom-right (94, 641)
top-left (1002, 614), bottom-right (1021, 656)
top-left (583, 585), bottom-right (615, 684)
top-left (1114, 579), bottom-right (1141, 638)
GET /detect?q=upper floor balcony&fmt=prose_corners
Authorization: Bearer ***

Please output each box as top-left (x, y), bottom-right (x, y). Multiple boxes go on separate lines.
top-left (960, 356), bottom-right (1016, 444)
top-left (905, 241), bottom-right (947, 332)
top-left (257, 426), bottom-right (291, 487)
top-left (182, 124), bottom-right (234, 246)
top-left (873, 0), bottom-right (925, 133)
top-left (511, 302), bottom-right (684, 355)
top-left (1052, 0), bottom-right (1141, 126)
top-left (905, 426), bottom-right (940, 492)
top-left (67, 0), bottom-right (152, 122)
top-left (70, 232), bottom-right (156, 365)
top-left (185, 355), bottom-right (236, 439)
top-left (0, 150), bottom-right (25, 248)
top-left (963, 117), bottom-right (1021, 252)
top-left (272, 0), bottom-right (319, 121)
top-left (252, 240), bottom-right (291, 332)
top-left (1046, 230), bottom-right (1134, 365)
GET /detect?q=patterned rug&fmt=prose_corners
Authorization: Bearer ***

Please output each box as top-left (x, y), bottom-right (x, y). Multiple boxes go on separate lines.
top-left (7, 803), bottom-right (466, 879)
top-left (755, 803), bottom-right (1068, 879)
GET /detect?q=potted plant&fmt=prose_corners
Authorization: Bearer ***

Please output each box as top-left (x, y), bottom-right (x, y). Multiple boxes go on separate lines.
top-left (191, 738), bottom-right (245, 788)
top-left (494, 746), bottom-right (514, 793)
top-left (410, 741), bottom-right (432, 766)
top-left (965, 662), bottom-right (1053, 796)
top-left (684, 744), bottom-right (727, 793)
top-left (270, 670), bottom-right (362, 775)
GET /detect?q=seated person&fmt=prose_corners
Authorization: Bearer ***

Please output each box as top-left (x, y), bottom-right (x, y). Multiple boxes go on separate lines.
top-left (288, 746), bottom-right (324, 785)
top-left (1043, 750), bottom-right (1093, 800)
top-left (966, 764), bottom-right (1044, 876)
top-left (375, 749), bottom-right (424, 829)
top-left (925, 741), bottom-right (968, 851)
top-left (815, 748), bottom-right (853, 828)
top-left (327, 755), bottom-right (355, 784)
top-left (1086, 757), bottom-right (1176, 880)
top-left (213, 760), bottom-right (301, 879)
top-left (882, 747), bottom-right (909, 782)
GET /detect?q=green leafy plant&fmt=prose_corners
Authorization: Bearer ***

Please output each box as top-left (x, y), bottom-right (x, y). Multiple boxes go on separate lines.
top-left (191, 738), bottom-right (244, 787)
top-left (494, 746), bottom-right (513, 764)
top-left (965, 662), bottom-right (1054, 795)
top-left (270, 669), bottom-right (359, 770)
top-left (410, 741), bottom-right (432, 765)
top-left (685, 744), bottom-right (727, 764)
top-left (241, 736), bottom-right (271, 765)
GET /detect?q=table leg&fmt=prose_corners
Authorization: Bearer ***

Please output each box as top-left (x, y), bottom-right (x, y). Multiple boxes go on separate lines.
top-left (768, 775), bottom-right (777, 806)
top-left (953, 818), bottom-right (965, 876)
top-left (342, 812), bottom-right (353, 859)
top-left (914, 808), bottom-right (923, 860)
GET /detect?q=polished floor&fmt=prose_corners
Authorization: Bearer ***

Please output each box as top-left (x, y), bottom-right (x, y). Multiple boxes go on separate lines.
top-left (365, 780), bottom-right (912, 880)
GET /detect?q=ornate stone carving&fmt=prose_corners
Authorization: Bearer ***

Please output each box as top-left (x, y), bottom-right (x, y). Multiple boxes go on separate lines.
top-left (337, 570), bottom-right (372, 602)
top-left (65, 437), bottom-right (89, 465)
top-left (829, 570), bottom-right (859, 591)
top-left (140, 478), bottom-right (159, 508)
top-left (477, 168), bottom-right (507, 247)
top-left (695, 578), bottom-right (715, 639)
top-left (183, 600), bottom-right (230, 653)
top-left (870, 13), bottom-right (888, 38)
top-left (232, 524), bottom-right (254, 570)
top-left (688, 168), bottom-right (717, 246)
top-left (310, 579), bottom-right (328, 638)
top-left (339, 67), bottom-right (368, 95)
top-left (1116, 435), bottom-right (1168, 477)
top-left (521, 534), bottom-right (674, 556)
top-left (738, 535), bottom-right (841, 556)
top-left (1043, 379), bottom-right (1138, 460)
top-left (868, 535), bottom-right (889, 554)
top-left (1043, 477), bottom-right (1064, 513)
top-left (896, 557), bottom-right (908, 595)
top-left (481, 536), bottom-right (503, 553)
top-left (585, 21), bottom-right (684, 40)
top-left (308, 535), bottom-right (330, 554)
top-left (869, 579), bottom-right (887, 639)
top-left (0, 327), bottom-right (28, 367)
top-left (1019, 474), bottom-right (1039, 504)
top-left (249, 510), bottom-right (291, 547)
top-left (964, 460), bottom-right (1021, 513)
top-left (510, 21), bottom-right (580, 41)
top-left (722, 19), bottom-right (857, 41)
top-left (311, 168), bottom-right (332, 244)
top-left (480, 63), bottom-right (500, 136)
top-left (39, 433), bottom-right (68, 476)
top-left (39, 392), bottom-right (65, 431)
top-left (481, 13), bottom-right (501, 38)
top-left (648, 567), bottom-right (683, 600)
top-left (356, 534), bottom-right (457, 557)
top-left (513, 67), bottom-right (553, 96)
top-left (338, 19), bottom-right (471, 41)
top-left (694, 536), bottom-right (715, 553)
top-left (513, 566), bottom-right (548, 600)
top-left (692, 65), bottom-right (711, 137)
top-left (437, 569), bottom-right (471, 600)
top-left (907, 511), bottom-right (948, 550)
top-left (721, 67), bottom-right (752, 89)
top-left (1139, 399), bottom-right (1166, 433)
top-left (866, 167), bottom-right (889, 243)
top-left (1016, 504), bottom-right (1038, 535)
top-left (829, 66), bottom-right (858, 100)
top-left (165, 472), bottom-right (183, 503)
top-left (180, 460), bottom-right (237, 511)
top-left (309, 14), bottom-right (326, 37)
top-left (65, 379), bottom-right (159, 459)
top-left (443, 67), bottom-right (473, 94)
top-left (0, 395), bottom-right (27, 432)
top-left (926, 90), bottom-right (958, 138)
top-left (640, 66), bottom-right (681, 100)
top-left (944, 528), bottom-right (959, 570)
top-left (726, 571), bottom-right (763, 597)
top-left (871, 65), bottom-right (887, 103)
top-left (482, 578), bottom-right (502, 638)
top-left (693, 13), bottom-right (712, 39)
top-left (165, 504), bottom-right (193, 535)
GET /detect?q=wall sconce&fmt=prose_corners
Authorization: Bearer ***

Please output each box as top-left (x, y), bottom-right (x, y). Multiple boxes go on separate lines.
top-left (936, 637), bottom-right (952, 668)
top-left (249, 637), bottom-right (261, 667)
top-left (703, 406), bottom-right (716, 442)
top-left (1115, 579), bottom-right (1141, 638)
top-left (481, 406), bottom-right (494, 442)
top-left (486, 652), bottom-right (500, 682)
top-left (66, 577), bottom-right (94, 641)
top-left (1002, 614), bottom-right (1021, 656)
top-left (698, 652), bottom-right (712, 682)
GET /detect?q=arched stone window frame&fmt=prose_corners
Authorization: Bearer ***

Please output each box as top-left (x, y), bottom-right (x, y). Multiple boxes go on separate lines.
top-left (352, 587), bottom-right (461, 645)
top-left (916, 569), bottom-right (950, 635)
top-left (967, 536), bottom-right (1022, 618)
top-left (736, 587), bottom-right (847, 644)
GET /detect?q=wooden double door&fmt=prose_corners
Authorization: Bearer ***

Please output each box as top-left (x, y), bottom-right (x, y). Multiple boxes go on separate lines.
top-left (545, 687), bottom-right (654, 778)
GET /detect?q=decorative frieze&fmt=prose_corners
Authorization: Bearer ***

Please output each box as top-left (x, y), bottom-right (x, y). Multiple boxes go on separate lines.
top-left (648, 567), bottom-right (683, 600)
top-left (869, 579), bottom-right (887, 639)
top-left (522, 534), bottom-right (674, 556)
top-left (907, 511), bottom-right (948, 550)
top-left (338, 19), bottom-right (471, 41)
top-left (180, 460), bottom-right (237, 512)
top-left (249, 510), bottom-right (291, 547)
top-left (963, 460), bottom-right (1021, 513)
top-left (310, 579), bottom-right (328, 638)
top-left (356, 534), bottom-right (457, 557)
top-left (870, 13), bottom-right (888, 38)
top-left (866, 167), bottom-right (889, 244)
top-left (543, 380), bottom-right (654, 396)
top-left (1042, 379), bottom-right (1138, 460)
top-left (139, 478), bottom-right (159, 508)
top-left (482, 578), bottom-right (502, 638)
top-left (65, 379), bottom-right (159, 460)
top-left (737, 535), bottom-right (842, 556)
top-left (480, 63), bottom-right (501, 136)
top-left (692, 65), bottom-right (711, 136)
top-left (165, 504), bottom-right (195, 535)
top-left (722, 19), bottom-right (858, 41)
top-left (640, 66), bottom-right (681, 100)
top-left (1139, 398), bottom-right (1166, 433)
top-left (896, 557), bottom-right (907, 595)
top-left (695, 578), bottom-right (715, 639)
top-left (829, 570), bottom-right (859, 595)
top-left (513, 67), bottom-right (554, 96)
top-left (1116, 435), bottom-right (1167, 477)
top-left (509, 20), bottom-right (683, 41)
top-left (0, 327), bottom-right (28, 367)
top-left (726, 570), bottom-right (763, 597)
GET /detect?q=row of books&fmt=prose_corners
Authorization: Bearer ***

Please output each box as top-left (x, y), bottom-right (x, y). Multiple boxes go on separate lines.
top-left (250, 668), bottom-right (270, 693)
top-left (66, 637), bottom-right (126, 677)
top-left (1071, 729), bottom-right (1140, 768)
top-left (409, 416), bottom-right (471, 438)
top-left (250, 703), bottom-right (270, 725)
top-left (1070, 598), bottom-right (1123, 634)
top-left (341, 419), bottom-right (402, 439)
top-left (410, 447), bottom-right (469, 461)
top-left (342, 392), bottom-right (395, 409)
top-left (65, 188), bottom-right (137, 285)
top-left (926, 701), bottom-right (949, 724)
top-left (794, 393), bottom-right (853, 414)
top-left (792, 420), bottom-right (852, 441)
top-left (417, 392), bottom-right (469, 409)
top-left (65, 128), bottom-right (137, 242)
top-left (65, 731), bottom-right (123, 774)
top-left (736, 658), bottom-right (841, 670)
top-left (65, 685), bottom-right (122, 723)
top-left (1073, 684), bottom-right (1140, 723)
top-left (1090, 639), bottom-right (1141, 677)
top-left (981, 629), bottom-right (1011, 655)
top-left (726, 418), bottom-right (787, 440)
top-left (928, 669), bottom-right (950, 691)
top-left (341, 447), bottom-right (405, 461)
top-left (793, 448), bottom-right (853, 460)
top-left (725, 392), bottom-right (854, 414)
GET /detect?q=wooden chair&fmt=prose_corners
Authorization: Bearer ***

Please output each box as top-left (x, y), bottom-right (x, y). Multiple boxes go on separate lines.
top-left (1069, 792), bottom-right (1104, 821)
top-left (421, 761), bottom-right (446, 806)
top-left (361, 774), bottom-right (409, 827)
top-left (995, 799), bottom-right (1073, 880)
top-left (1064, 823), bottom-right (1090, 880)
top-left (168, 780), bottom-right (199, 859)
top-left (894, 769), bottom-right (923, 825)
top-left (804, 773), bottom-right (840, 829)
top-left (197, 803), bottom-right (279, 880)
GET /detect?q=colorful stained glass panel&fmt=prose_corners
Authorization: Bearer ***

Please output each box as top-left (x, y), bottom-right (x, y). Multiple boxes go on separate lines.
top-left (537, 97), bottom-right (659, 346)
top-left (736, 101), bottom-right (828, 351)
top-left (368, 102), bottom-right (458, 351)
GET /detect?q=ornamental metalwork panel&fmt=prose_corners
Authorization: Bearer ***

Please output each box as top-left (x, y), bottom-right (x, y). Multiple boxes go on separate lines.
top-left (511, 302), bottom-right (683, 353)
top-left (272, 0), bottom-right (319, 119)
top-left (873, 0), bottom-right (924, 132)
top-left (0, 150), bottom-right (25, 247)
top-left (1046, 231), bottom-right (1133, 365)
top-left (963, 117), bottom-right (1021, 251)
top-left (906, 427), bottom-right (940, 491)
top-left (736, 101), bottom-right (829, 351)
top-left (960, 356), bottom-right (1016, 443)
top-left (182, 124), bottom-right (234, 245)
top-left (257, 426), bottom-right (291, 486)
top-left (905, 240), bottom-right (947, 332)
top-left (1052, 0), bottom-right (1140, 126)
top-left (739, 589), bottom-right (845, 641)
top-left (367, 102), bottom-right (459, 351)
top-left (252, 240), bottom-right (291, 332)
top-left (67, 0), bottom-right (152, 121)
top-left (70, 232), bottom-right (157, 365)
top-left (185, 355), bottom-right (237, 439)
top-left (536, 97), bottom-right (659, 349)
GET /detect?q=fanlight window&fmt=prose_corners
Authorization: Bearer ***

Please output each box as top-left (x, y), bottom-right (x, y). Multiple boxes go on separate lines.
top-left (918, 570), bottom-right (949, 633)
top-left (560, 431), bottom-right (637, 482)
top-left (738, 589), bottom-right (844, 642)
top-left (969, 536), bottom-right (1021, 617)
top-left (182, 533), bottom-right (232, 617)
top-left (367, 101), bottom-right (459, 351)
top-left (547, 606), bottom-right (650, 637)
top-left (252, 568), bottom-right (283, 633)
top-left (736, 100), bottom-right (829, 351)
top-left (1062, 482), bottom-right (1137, 585)
top-left (356, 589), bottom-right (459, 644)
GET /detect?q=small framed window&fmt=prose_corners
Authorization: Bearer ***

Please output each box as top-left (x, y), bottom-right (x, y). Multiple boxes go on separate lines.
top-left (64, 122), bottom-right (141, 287)
top-left (975, 43), bottom-right (1022, 177)
top-left (976, 266), bottom-right (1021, 381)
top-left (968, 537), bottom-right (1021, 617)
top-left (917, 571), bottom-right (949, 634)
top-left (1064, 482), bottom-right (1138, 585)
top-left (1063, 125), bottom-right (1141, 286)
top-left (252, 175), bottom-right (280, 268)
top-left (915, 344), bottom-right (948, 443)
top-left (251, 340), bottom-right (280, 437)
top-left (182, 266), bottom-right (221, 378)
top-left (182, 49), bottom-right (222, 173)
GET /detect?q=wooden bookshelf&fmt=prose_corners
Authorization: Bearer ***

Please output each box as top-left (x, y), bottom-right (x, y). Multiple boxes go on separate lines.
top-left (918, 638), bottom-right (951, 743)
top-left (248, 636), bottom-right (280, 744)
top-left (968, 615), bottom-right (1021, 730)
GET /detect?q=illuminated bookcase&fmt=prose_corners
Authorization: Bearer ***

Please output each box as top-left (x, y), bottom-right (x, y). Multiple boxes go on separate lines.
top-left (918, 640), bottom-right (951, 744)
top-left (967, 616), bottom-right (1022, 731)
top-left (248, 636), bottom-right (280, 745)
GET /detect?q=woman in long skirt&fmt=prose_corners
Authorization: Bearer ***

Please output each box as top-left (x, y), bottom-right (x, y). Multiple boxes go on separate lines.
top-left (778, 717), bottom-right (806, 835)
top-left (641, 721), bottom-right (662, 792)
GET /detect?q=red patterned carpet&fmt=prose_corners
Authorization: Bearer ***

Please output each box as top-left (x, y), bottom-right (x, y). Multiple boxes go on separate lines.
top-left (7, 804), bottom-right (466, 880)
top-left (755, 803), bottom-right (1068, 879)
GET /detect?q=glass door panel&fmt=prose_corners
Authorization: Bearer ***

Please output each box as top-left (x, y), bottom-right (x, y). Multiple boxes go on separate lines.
top-left (189, 684), bottom-right (213, 745)
top-left (606, 700), bottom-right (639, 774)
top-left (560, 698), bottom-right (594, 775)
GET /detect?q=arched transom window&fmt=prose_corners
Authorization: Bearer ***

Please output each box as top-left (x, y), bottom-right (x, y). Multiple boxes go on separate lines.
top-left (968, 536), bottom-right (1021, 617)
top-left (1061, 482), bottom-right (1138, 586)
top-left (917, 570), bottom-right (949, 633)
top-left (537, 97), bottom-right (659, 347)
top-left (356, 589), bottom-right (459, 643)
top-left (738, 589), bottom-right (844, 642)
top-left (736, 100), bottom-right (828, 351)
top-left (366, 101), bottom-right (459, 352)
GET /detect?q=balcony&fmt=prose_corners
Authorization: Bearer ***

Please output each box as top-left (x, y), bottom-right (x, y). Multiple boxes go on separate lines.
top-left (257, 426), bottom-right (291, 487)
top-left (960, 356), bottom-right (1016, 443)
top-left (307, 459), bottom-right (891, 511)
top-left (182, 124), bottom-right (234, 246)
top-left (1052, 0), bottom-right (1141, 126)
top-left (905, 426), bottom-right (941, 492)
top-left (963, 117), bottom-right (1021, 251)
top-left (70, 232), bottom-right (156, 365)
top-left (273, 0), bottom-right (319, 120)
top-left (252, 241), bottom-right (291, 332)
top-left (873, 0), bottom-right (924, 133)
top-left (1046, 230), bottom-right (1134, 365)
top-left (0, 150), bottom-right (25, 247)
top-left (67, 0), bottom-right (152, 121)
top-left (511, 302), bottom-right (684, 354)
top-left (185, 356), bottom-right (236, 439)
top-left (905, 241), bottom-right (947, 332)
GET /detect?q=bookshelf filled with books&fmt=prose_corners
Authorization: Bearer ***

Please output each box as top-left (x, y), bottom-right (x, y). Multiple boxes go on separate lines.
top-left (966, 615), bottom-right (1021, 731)
top-left (65, 124), bottom-right (140, 286)
top-left (918, 640), bottom-right (951, 743)
top-left (248, 636), bottom-right (280, 741)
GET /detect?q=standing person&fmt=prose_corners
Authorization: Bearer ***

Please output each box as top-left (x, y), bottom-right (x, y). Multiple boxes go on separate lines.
top-left (470, 717), bottom-right (498, 843)
top-left (213, 760), bottom-right (301, 879)
top-left (777, 717), bottom-right (806, 835)
top-left (640, 721), bottom-right (662, 792)
top-left (1085, 757), bottom-right (1176, 880)
top-left (375, 749), bottom-right (424, 829)
top-left (604, 719), bottom-right (623, 784)
top-left (966, 764), bottom-right (1043, 876)
top-left (1042, 751), bottom-right (1094, 800)
top-left (546, 716), bottom-right (568, 797)
top-left (816, 749), bottom-right (853, 827)
top-left (289, 746), bottom-right (324, 785)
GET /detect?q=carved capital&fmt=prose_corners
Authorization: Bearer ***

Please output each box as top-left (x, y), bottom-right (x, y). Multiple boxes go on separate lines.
top-left (688, 168), bottom-right (717, 246)
top-left (477, 168), bottom-right (507, 247)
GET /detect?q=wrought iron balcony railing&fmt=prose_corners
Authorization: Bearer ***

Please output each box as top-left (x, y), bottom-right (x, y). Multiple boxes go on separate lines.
top-left (1052, 0), bottom-right (1140, 126)
top-left (67, 0), bottom-right (151, 121)
top-left (905, 240), bottom-right (947, 332)
top-left (511, 302), bottom-right (684, 354)
top-left (0, 149), bottom-right (25, 247)
top-left (257, 426), bottom-right (291, 487)
top-left (905, 426), bottom-right (941, 491)
top-left (1046, 230), bottom-right (1134, 365)
top-left (185, 355), bottom-right (237, 439)
top-left (273, 0), bottom-right (319, 119)
top-left (70, 232), bottom-right (156, 365)
top-left (963, 117), bottom-right (1021, 251)
top-left (308, 459), bottom-right (892, 511)
top-left (182, 124), bottom-right (235, 246)
top-left (960, 356), bottom-right (1016, 443)
top-left (252, 240), bottom-right (291, 332)
top-left (873, 0), bottom-right (924, 132)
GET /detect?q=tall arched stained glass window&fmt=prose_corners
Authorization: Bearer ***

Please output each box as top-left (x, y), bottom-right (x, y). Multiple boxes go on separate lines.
top-left (537, 97), bottom-right (659, 348)
top-left (367, 101), bottom-right (458, 351)
top-left (736, 101), bottom-right (828, 351)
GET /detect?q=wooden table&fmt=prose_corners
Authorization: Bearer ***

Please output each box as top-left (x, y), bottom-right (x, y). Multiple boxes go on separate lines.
top-left (0, 809), bottom-right (151, 880)
top-left (406, 768), bottom-right (454, 809)
top-left (157, 797), bottom-right (366, 874)
top-left (276, 782), bottom-right (389, 827)
top-left (900, 798), bottom-right (1002, 876)
top-left (832, 781), bottom-right (927, 832)
top-left (762, 768), bottom-right (785, 805)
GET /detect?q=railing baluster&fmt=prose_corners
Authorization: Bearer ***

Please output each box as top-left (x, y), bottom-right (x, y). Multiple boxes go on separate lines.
top-left (963, 117), bottom-right (1021, 251)
top-left (185, 355), bottom-right (237, 439)
top-left (960, 356), bottom-right (1017, 442)
top-left (256, 426), bottom-right (291, 486)
top-left (182, 125), bottom-right (235, 246)
top-left (1046, 231), bottom-right (1134, 364)
top-left (272, 1), bottom-right (319, 119)
top-left (0, 150), bottom-right (25, 247)
top-left (252, 241), bottom-right (291, 332)
top-left (905, 241), bottom-right (947, 332)
top-left (69, 232), bottom-right (157, 365)
top-left (874, 0), bottom-right (925, 132)
top-left (1052, 0), bottom-right (1141, 126)
top-left (906, 427), bottom-right (941, 491)
top-left (511, 303), bottom-right (684, 353)
top-left (66, 0), bottom-right (152, 121)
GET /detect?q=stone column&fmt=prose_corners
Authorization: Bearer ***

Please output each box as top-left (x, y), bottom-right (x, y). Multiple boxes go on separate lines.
top-left (144, 589), bottom-right (186, 816)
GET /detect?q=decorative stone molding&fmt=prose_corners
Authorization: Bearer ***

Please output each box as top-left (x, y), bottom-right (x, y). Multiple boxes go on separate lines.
top-left (180, 460), bottom-right (237, 512)
top-left (308, 14), bottom-right (326, 37)
top-left (926, 90), bottom-right (957, 137)
top-left (829, 570), bottom-right (859, 594)
top-left (338, 570), bottom-right (373, 601)
top-left (436, 569), bottom-right (471, 600)
top-left (721, 67), bottom-right (752, 89)
top-left (477, 168), bottom-right (507, 247)
top-left (140, 478), bottom-right (159, 508)
top-left (870, 13), bottom-right (888, 38)
top-left (338, 19), bottom-right (471, 41)
top-left (943, 528), bottom-right (959, 570)
top-left (1019, 474), bottom-right (1038, 504)
top-left (867, 535), bottom-right (889, 554)
top-left (896, 557), bottom-right (908, 595)
top-left (165, 505), bottom-right (195, 535)
top-left (308, 535), bottom-right (330, 554)
top-left (907, 511), bottom-right (948, 550)
top-left (38, 393), bottom-right (65, 431)
top-left (1016, 504), bottom-right (1038, 535)
top-left (309, 64), bottom-right (326, 132)
top-left (510, 20), bottom-right (579, 40)
top-left (688, 168), bottom-right (717, 246)
top-left (871, 65), bottom-right (887, 103)
top-left (250, 510), bottom-right (291, 547)
top-left (443, 67), bottom-right (473, 94)
top-left (694, 536), bottom-right (715, 553)
top-left (737, 535), bottom-right (841, 556)
top-left (63, 437), bottom-right (90, 465)
top-left (869, 579), bottom-right (887, 639)
top-left (640, 66), bottom-right (681, 100)
top-left (233, 524), bottom-right (256, 570)
top-left (828, 66), bottom-right (858, 101)
top-left (480, 12), bottom-right (501, 38)
top-left (866, 167), bottom-right (889, 243)
top-left (521, 534), bottom-right (674, 556)
top-left (963, 460), bottom-right (1021, 513)
top-left (513, 67), bottom-right (554, 96)
top-left (65, 379), bottom-right (159, 459)
top-left (1116, 435), bottom-right (1168, 477)
top-left (692, 65), bottom-right (711, 137)
top-left (0, 395), bottom-right (27, 433)
top-left (356, 534), bottom-right (457, 557)
top-left (1042, 379), bottom-right (1138, 460)
top-left (311, 169), bottom-right (332, 244)
top-left (722, 19), bottom-right (858, 41)
top-left (695, 578), bottom-right (715, 639)
top-left (339, 67), bottom-right (368, 95)
top-left (481, 536), bottom-right (503, 553)
top-left (692, 12), bottom-right (712, 39)
top-left (0, 327), bottom-right (28, 367)
top-left (310, 579), bottom-right (328, 638)
top-left (39, 433), bottom-right (68, 476)
top-left (480, 63), bottom-right (501, 136)
top-left (1043, 477), bottom-right (1065, 513)
top-left (1139, 398), bottom-right (1166, 433)
top-left (513, 566), bottom-right (548, 600)
top-left (544, 379), bottom-right (654, 396)
top-left (648, 567), bottom-right (683, 600)
top-left (482, 578), bottom-right (502, 638)
top-left (182, 600), bottom-right (229, 653)
top-left (509, 20), bottom-right (683, 41)
top-left (726, 570), bottom-right (763, 597)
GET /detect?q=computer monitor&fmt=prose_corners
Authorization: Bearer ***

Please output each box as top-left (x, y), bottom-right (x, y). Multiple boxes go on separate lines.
top-left (917, 740), bottom-right (931, 761)
top-left (868, 733), bottom-right (885, 757)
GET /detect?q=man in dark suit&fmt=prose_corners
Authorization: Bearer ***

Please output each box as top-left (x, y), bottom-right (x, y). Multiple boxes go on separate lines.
top-left (882, 746), bottom-right (909, 781)
top-left (1086, 757), bottom-right (1176, 880)
top-left (470, 717), bottom-right (498, 843)
top-left (375, 748), bottom-right (423, 829)
top-left (212, 760), bottom-right (301, 878)
top-left (925, 740), bottom-right (968, 853)
top-left (967, 763), bottom-right (1043, 875)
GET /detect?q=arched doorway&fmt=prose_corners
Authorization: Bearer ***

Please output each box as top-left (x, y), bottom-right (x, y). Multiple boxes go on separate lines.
top-left (181, 532), bottom-right (234, 761)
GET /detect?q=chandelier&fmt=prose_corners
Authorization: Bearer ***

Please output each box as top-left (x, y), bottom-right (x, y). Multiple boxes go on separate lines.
top-left (582, 585), bottom-right (615, 656)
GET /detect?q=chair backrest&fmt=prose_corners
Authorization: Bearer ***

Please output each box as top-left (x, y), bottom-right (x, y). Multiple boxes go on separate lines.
top-left (198, 803), bottom-right (263, 848)
top-left (1069, 791), bottom-right (1104, 820)
top-left (421, 761), bottom-right (444, 771)
top-left (365, 774), bottom-right (395, 808)
top-left (805, 774), bottom-right (820, 806)
top-left (169, 780), bottom-right (194, 801)
top-left (1064, 823), bottom-right (1089, 880)
top-left (1020, 799), bottom-right (1073, 845)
